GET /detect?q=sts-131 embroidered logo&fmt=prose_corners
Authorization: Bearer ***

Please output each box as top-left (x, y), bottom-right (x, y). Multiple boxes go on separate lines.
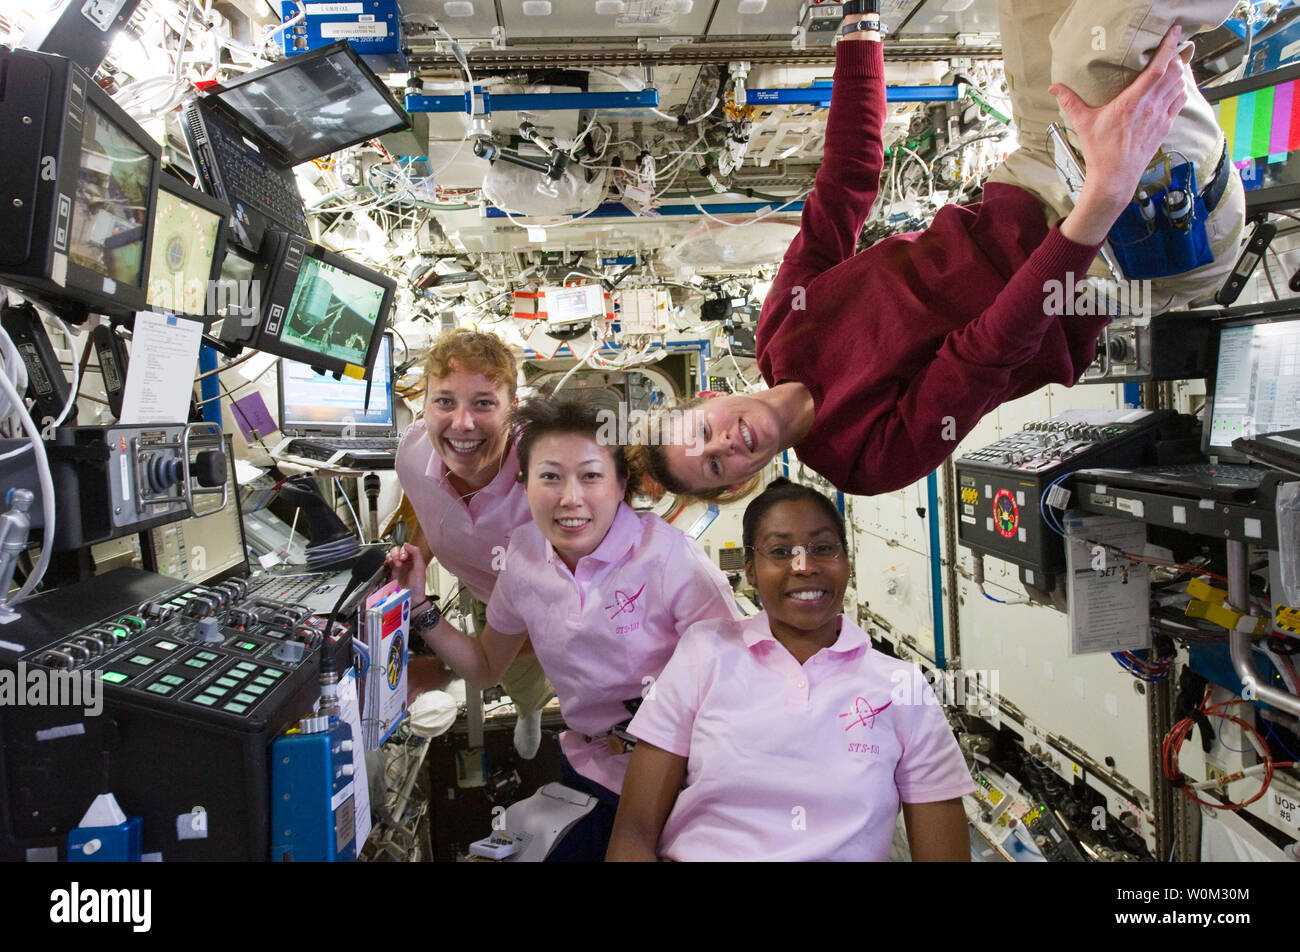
top-left (605, 583), bottom-right (646, 620)
top-left (839, 696), bottom-right (892, 731)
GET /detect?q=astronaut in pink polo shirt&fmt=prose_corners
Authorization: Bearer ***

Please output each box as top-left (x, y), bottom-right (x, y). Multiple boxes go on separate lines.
top-left (414, 395), bottom-right (741, 861)
top-left (608, 477), bottom-right (975, 861)
top-left (387, 329), bottom-right (553, 758)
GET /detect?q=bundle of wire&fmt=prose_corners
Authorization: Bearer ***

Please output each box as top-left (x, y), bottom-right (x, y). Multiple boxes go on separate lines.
top-left (1161, 685), bottom-right (1296, 810)
top-left (1112, 646), bottom-right (1174, 682)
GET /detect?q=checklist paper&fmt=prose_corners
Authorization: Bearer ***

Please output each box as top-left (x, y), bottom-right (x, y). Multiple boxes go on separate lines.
top-left (120, 312), bottom-right (205, 424)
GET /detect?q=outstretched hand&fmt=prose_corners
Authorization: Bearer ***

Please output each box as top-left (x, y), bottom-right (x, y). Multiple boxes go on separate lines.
top-left (385, 542), bottom-right (427, 596)
top-left (1053, 24), bottom-right (1189, 243)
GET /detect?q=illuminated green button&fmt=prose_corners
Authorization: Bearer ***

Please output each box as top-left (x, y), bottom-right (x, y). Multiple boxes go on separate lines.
top-left (110, 626), bottom-right (130, 640)
top-left (253, 676), bottom-right (273, 687)
top-left (184, 659), bottom-right (208, 669)
top-left (223, 702), bottom-right (247, 714)
top-left (196, 651), bottom-right (218, 661)
top-left (236, 641), bottom-right (257, 652)
top-left (234, 692), bottom-right (256, 704)
top-left (146, 683), bottom-right (172, 696)
top-left (262, 669), bottom-right (284, 679)
top-left (118, 616), bottom-right (145, 632)
top-left (193, 694), bottom-right (217, 706)
top-left (128, 655), bottom-right (155, 667)
top-left (160, 675), bottom-right (185, 686)
top-left (101, 671), bottom-right (128, 684)
top-left (216, 677), bottom-right (239, 688)
top-left (155, 641), bottom-right (179, 651)
top-left (235, 662), bottom-right (256, 673)
top-left (245, 685), bottom-right (266, 696)
top-left (203, 686), bottom-right (228, 698)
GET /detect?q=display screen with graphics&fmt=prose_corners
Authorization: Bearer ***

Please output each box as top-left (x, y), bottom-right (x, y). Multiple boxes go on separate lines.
top-left (146, 186), bottom-right (224, 316)
top-left (1206, 63), bottom-right (1300, 212)
top-left (68, 102), bottom-right (153, 286)
top-left (1209, 318), bottom-right (1300, 453)
top-left (281, 335), bottom-right (393, 429)
top-left (280, 256), bottom-right (387, 367)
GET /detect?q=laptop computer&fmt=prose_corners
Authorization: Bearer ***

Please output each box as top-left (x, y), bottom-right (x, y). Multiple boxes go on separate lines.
top-left (274, 333), bottom-right (400, 470)
top-left (1078, 308), bottom-right (1300, 501)
top-left (1233, 427), bottom-right (1300, 478)
top-left (182, 41), bottom-right (409, 253)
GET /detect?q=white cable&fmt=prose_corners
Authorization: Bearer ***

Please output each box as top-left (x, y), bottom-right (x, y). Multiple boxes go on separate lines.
top-left (0, 361), bottom-right (54, 604)
top-left (688, 191), bottom-right (808, 228)
top-left (551, 328), bottom-right (605, 393)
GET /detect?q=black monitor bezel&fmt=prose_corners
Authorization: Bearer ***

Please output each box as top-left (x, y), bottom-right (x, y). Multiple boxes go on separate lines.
top-left (1203, 305), bottom-right (1300, 462)
top-left (0, 49), bottom-right (161, 318)
top-left (1202, 62), bottom-right (1300, 214)
top-left (230, 230), bottom-right (395, 379)
top-left (146, 172), bottom-right (232, 319)
top-left (200, 40), bottom-right (411, 166)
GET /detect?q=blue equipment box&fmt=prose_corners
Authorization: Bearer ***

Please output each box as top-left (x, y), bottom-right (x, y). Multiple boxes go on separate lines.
top-left (271, 721), bottom-right (358, 862)
top-left (279, 1), bottom-right (407, 73)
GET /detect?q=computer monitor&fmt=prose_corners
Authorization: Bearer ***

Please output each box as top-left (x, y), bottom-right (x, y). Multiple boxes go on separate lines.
top-left (1206, 309), bottom-right (1300, 462)
top-left (543, 285), bottom-right (606, 327)
top-left (1204, 62), bottom-right (1300, 214)
top-left (201, 40), bottom-right (409, 165)
top-left (0, 48), bottom-right (160, 318)
top-left (145, 174), bottom-right (230, 319)
top-left (221, 231), bottom-right (395, 378)
top-left (278, 333), bottom-right (395, 434)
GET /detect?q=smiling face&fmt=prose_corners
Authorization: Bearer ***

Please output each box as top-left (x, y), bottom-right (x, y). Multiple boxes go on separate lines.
top-left (746, 498), bottom-right (850, 639)
top-left (424, 360), bottom-right (514, 491)
top-left (660, 394), bottom-right (785, 492)
top-left (525, 431), bottom-right (628, 571)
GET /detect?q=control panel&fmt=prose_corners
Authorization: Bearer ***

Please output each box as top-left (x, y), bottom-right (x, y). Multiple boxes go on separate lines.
top-left (956, 409), bottom-right (1178, 581)
top-left (19, 577), bottom-right (324, 727)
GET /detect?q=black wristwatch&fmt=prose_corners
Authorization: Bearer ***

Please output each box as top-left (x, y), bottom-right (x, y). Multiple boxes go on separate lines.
top-left (841, 0), bottom-right (880, 15)
top-left (840, 18), bottom-right (883, 37)
top-left (413, 601), bottom-right (442, 631)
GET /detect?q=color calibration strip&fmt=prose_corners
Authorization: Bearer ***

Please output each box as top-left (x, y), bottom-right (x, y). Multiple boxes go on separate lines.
top-left (1214, 78), bottom-right (1300, 164)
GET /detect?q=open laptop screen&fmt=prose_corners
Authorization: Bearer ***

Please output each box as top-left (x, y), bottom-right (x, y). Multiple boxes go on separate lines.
top-left (205, 42), bottom-right (409, 164)
top-left (279, 334), bottom-right (394, 432)
top-left (1208, 316), bottom-right (1300, 459)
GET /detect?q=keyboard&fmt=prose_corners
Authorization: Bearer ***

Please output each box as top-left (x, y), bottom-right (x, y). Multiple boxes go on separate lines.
top-left (211, 122), bottom-right (309, 234)
top-left (282, 438), bottom-right (398, 469)
top-left (1149, 463), bottom-right (1263, 481)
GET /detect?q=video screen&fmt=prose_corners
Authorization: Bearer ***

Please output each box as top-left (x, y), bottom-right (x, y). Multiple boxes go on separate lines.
top-left (282, 336), bottom-right (393, 429)
top-left (213, 49), bottom-right (406, 164)
top-left (1209, 68), bottom-right (1300, 208)
top-left (1210, 320), bottom-right (1300, 452)
top-left (68, 102), bottom-right (153, 286)
top-left (281, 256), bottom-right (386, 368)
top-left (146, 187), bottom-right (223, 316)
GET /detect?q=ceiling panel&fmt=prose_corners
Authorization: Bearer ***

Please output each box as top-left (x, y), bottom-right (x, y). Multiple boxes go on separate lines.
top-left (895, 0), bottom-right (1000, 37)
top-left (501, 0), bottom-right (715, 39)
top-left (401, 0), bottom-right (501, 37)
top-left (706, 0), bottom-right (805, 38)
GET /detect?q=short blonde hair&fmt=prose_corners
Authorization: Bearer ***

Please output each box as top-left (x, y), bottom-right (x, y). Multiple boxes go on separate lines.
top-left (424, 328), bottom-right (517, 398)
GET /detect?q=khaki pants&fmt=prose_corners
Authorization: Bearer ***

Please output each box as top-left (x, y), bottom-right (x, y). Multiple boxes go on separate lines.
top-left (467, 593), bottom-right (555, 716)
top-left (988, 0), bottom-right (1246, 310)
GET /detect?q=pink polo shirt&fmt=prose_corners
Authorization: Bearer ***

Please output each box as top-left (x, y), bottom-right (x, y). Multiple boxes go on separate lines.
top-left (486, 502), bottom-right (742, 794)
top-left (629, 612), bottom-right (975, 861)
top-left (394, 422), bottom-right (532, 603)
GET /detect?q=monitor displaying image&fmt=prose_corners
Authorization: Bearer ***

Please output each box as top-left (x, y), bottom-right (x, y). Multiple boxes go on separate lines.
top-left (211, 45), bottom-right (409, 164)
top-left (68, 101), bottom-right (153, 286)
top-left (146, 185), bottom-right (224, 316)
top-left (281, 335), bottom-right (393, 429)
top-left (281, 256), bottom-right (388, 367)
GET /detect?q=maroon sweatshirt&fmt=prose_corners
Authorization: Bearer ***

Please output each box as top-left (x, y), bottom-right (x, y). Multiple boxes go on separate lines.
top-left (756, 40), bottom-right (1110, 496)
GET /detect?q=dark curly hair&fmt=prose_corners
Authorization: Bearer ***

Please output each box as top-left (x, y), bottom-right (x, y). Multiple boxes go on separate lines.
top-left (741, 476), bottom-right (848, 553)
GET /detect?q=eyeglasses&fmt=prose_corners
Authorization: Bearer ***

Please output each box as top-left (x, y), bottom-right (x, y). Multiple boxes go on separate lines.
top-left (748, 541), bottom-right (845, 565)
